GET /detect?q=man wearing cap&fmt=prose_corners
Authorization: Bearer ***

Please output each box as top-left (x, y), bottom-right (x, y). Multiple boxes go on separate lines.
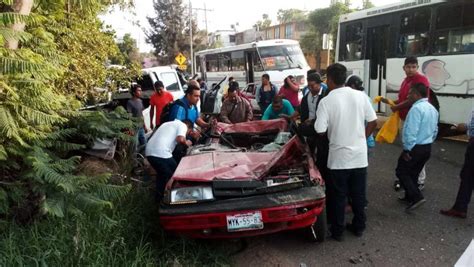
top-left (220, 81), bottom-right (253, 124)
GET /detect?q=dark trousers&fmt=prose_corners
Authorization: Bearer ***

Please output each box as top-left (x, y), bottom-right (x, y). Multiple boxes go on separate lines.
top-left (328, 168), bottom-right (367, 236)
top-left (298, 123), bottom-right (329, 179)
top-left (147, 156), bottom-right (177, 198)
top-left (453, 140), bottom-right (474, 212)
top-left (396, 144), bottom-right (431, 202)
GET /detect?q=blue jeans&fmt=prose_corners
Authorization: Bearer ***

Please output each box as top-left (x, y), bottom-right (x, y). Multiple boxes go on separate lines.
top-left (137, 127), bottom-right (146, 147)
top-left (328, 167), bottom-right (367, 237)
top-left (147, 156), bottom-right (177, 199)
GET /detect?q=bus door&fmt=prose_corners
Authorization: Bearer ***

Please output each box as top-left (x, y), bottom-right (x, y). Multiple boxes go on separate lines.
top-left (245, 51), bottom-right (255, 86)
top-left (366, 25), bottom-right (390, 112)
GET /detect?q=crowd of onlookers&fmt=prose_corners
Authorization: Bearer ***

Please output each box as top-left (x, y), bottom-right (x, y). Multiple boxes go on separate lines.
top-left (125, 57), bottom-right (474, 241)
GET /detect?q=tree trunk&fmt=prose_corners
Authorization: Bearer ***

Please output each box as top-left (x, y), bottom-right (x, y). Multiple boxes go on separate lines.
top-left (6, 0), bottom-right (34, 50)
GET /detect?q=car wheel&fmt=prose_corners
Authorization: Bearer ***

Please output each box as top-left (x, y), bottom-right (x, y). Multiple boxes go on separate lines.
top-left (307, 206), bottom-right (327, 242)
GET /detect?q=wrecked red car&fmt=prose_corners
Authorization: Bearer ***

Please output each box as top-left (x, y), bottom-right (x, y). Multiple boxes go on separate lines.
top-left (159, 119), bottom-right (327, 241)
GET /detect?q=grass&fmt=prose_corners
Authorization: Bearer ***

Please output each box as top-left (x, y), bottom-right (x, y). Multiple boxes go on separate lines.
top-left (0, 186), bottom-right (232, 267)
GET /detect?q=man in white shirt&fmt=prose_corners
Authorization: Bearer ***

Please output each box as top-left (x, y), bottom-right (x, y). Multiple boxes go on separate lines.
top-left (315, 63), bottom-right (378, 241)
top-left (146, 120), bottom-right (193, 199)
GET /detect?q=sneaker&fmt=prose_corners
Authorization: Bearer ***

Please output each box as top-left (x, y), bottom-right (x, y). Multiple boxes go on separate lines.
top-left (393, 180), bottom-right (401, 191)
top-left (398, 195), bottom-right (410, 204)
top-left (406, 198), bottom-right (426, 212)
top-left (346, 223), bottom-right (363, 237)
top-left (330, 233), bottom-right (344, 242)
top-left (418, 183), bottom-right (425, 191)
top-left (440, 208), bottom-right (467, 219)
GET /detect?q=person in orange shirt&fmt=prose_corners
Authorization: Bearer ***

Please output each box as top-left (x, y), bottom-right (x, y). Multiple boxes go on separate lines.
top-left (149, 81), bottom-right (174, 129)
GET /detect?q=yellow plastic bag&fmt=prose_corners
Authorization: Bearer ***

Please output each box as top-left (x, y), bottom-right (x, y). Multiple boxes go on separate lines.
top-left (373, 96), bottom-right (400, 143)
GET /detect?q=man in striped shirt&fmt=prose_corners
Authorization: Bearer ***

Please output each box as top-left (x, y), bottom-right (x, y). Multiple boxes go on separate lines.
top-left (440, 107), bottom-right (474, 218)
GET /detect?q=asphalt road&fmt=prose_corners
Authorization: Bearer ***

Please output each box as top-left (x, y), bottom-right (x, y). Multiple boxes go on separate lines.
top-left (231, 138), bottom-right (473, 267)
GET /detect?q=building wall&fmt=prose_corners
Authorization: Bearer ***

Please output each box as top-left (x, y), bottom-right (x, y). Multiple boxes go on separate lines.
top-left (264, 22), bottom-right (331, 70)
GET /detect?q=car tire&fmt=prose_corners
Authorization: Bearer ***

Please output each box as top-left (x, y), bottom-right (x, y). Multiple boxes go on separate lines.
top-left (307, 206), bottom-right (327, 242)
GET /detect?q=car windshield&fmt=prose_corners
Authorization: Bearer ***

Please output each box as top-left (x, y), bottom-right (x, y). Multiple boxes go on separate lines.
top-left (258, 45), bottom-right (309, 71)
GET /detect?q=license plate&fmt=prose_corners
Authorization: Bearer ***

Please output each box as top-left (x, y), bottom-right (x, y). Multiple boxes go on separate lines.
top-left (226, 211), bottom-right (264, 232)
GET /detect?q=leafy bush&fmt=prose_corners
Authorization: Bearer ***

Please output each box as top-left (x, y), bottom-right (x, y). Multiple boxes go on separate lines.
top-left (0, 187), bottom-right (232, 267)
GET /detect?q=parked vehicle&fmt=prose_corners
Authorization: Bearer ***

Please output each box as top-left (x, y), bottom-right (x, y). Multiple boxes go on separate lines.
top-left (195, 39), bottom-right (310, 93)
top-left (113, 66), bottom-right (186, 129)
top-left (158, 119), bottom-right (327, 241)
top-left (336, 0), bottom-right (474, 125)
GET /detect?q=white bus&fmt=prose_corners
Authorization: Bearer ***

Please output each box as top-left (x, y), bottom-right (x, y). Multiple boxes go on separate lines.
top-left (195, 39), bottom-right (310, 91)
top-left (336, 0), bottom-right (474, 125)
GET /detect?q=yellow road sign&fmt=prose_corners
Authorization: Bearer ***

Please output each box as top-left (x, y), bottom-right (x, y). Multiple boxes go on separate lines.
top-left (177, 64), bottom-right (187, 71)
top-left (175, 53), bottom-right (187, 65)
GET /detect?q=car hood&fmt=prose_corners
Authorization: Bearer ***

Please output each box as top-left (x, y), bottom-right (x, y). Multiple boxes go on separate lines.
top-left (214, 118), bottom-right (288, 135)
top-left (171, 136), bottom-right (309, 183)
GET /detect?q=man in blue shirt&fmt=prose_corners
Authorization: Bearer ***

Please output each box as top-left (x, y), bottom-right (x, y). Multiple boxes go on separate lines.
top-left (440, 108), bottom-right (474, 218)
top-left (261, 95), bottom-right (295, 120)
top-left (169, 81), bottom-right (210, 130)
top-left (396, 83), bottom-right (438, 212)
top-left (168, 81), bottom-right (210, 162)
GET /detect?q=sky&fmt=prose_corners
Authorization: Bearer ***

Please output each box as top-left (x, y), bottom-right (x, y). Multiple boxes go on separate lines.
top-left (101, 0), bottom-right (402, 52)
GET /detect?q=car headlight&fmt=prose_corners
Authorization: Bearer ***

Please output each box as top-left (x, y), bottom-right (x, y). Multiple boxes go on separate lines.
top-left (170, 186), bottom-right (214, 204)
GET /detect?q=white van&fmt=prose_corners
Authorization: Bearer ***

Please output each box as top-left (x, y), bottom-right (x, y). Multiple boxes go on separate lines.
top-left (137, 66), bottom-right (185, 100)
top-left (113, 66), bottom-right (187, 130)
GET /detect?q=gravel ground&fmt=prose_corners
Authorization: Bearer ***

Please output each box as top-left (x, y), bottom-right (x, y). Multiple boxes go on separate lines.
top-left (231, 139), bottom-right (473, 267)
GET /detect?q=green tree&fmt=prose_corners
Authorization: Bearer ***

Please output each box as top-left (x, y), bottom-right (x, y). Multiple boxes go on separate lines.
top-left (146, 0), bottom-right (187, 64)
top-left (254, 13), bottom-right (272, 30)
top-left (362, 0), bottom-right (375, 9)
top-left (277, 9), bottom-right (306, 24)
top-left (0, 0), bottom-right (134, 224)
top-left (116, 33), bottom-right (141, 65)
top-left (301, 3), bottom-right (351, 70)
top-left (146, 0), bottom-right (205, 65)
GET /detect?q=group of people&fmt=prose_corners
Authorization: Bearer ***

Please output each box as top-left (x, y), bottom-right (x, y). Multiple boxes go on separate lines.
top-left (126, 56), bottom-right (473, 240)
top-left (126, 80), bottom-right (209, 199)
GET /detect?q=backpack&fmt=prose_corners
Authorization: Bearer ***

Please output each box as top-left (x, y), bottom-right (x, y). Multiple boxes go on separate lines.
top-left (159, 99), bottom-right (188, 126)
top-left (428, 88), bottom-right (440, 112)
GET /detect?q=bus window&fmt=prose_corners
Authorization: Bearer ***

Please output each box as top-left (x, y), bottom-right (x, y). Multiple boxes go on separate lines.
top-left (218, 53), bottom-right (231, 71)
top-left (231, 51), bottom-right (245, 71)
top-left (258, 45), bottom-right (307, 71)
top-left (433, 3), bottom-right (474, 54)
top-left (206, 54), bottom-right (218, 72)
top-left (344, 23), bottom-right (363, 61)
top-left (397, 9), bottom-right (430, 56)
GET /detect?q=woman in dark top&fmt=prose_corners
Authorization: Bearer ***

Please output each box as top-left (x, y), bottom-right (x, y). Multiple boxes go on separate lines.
top-left (256, 74), bottom-right (277, 112)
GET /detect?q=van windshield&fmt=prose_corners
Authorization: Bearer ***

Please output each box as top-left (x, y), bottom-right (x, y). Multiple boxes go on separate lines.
top-left (158, 72), bottom-right (180, 91)
top-left (258, 45), bottom-right (309, 71)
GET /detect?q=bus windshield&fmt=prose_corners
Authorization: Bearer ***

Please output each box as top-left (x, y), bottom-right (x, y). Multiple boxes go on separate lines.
top-left (258, 45), bottom-right (308, 71)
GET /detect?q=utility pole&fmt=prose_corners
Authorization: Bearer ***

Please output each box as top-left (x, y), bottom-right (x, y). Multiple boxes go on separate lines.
top-left (189, 0), bottom-right (193, 75)
top-left (192, 4), bottom-right (213, 46)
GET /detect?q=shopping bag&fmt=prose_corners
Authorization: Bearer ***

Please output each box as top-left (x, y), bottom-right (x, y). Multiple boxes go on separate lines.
top-left (373, 96), bottom-right (400, 144)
